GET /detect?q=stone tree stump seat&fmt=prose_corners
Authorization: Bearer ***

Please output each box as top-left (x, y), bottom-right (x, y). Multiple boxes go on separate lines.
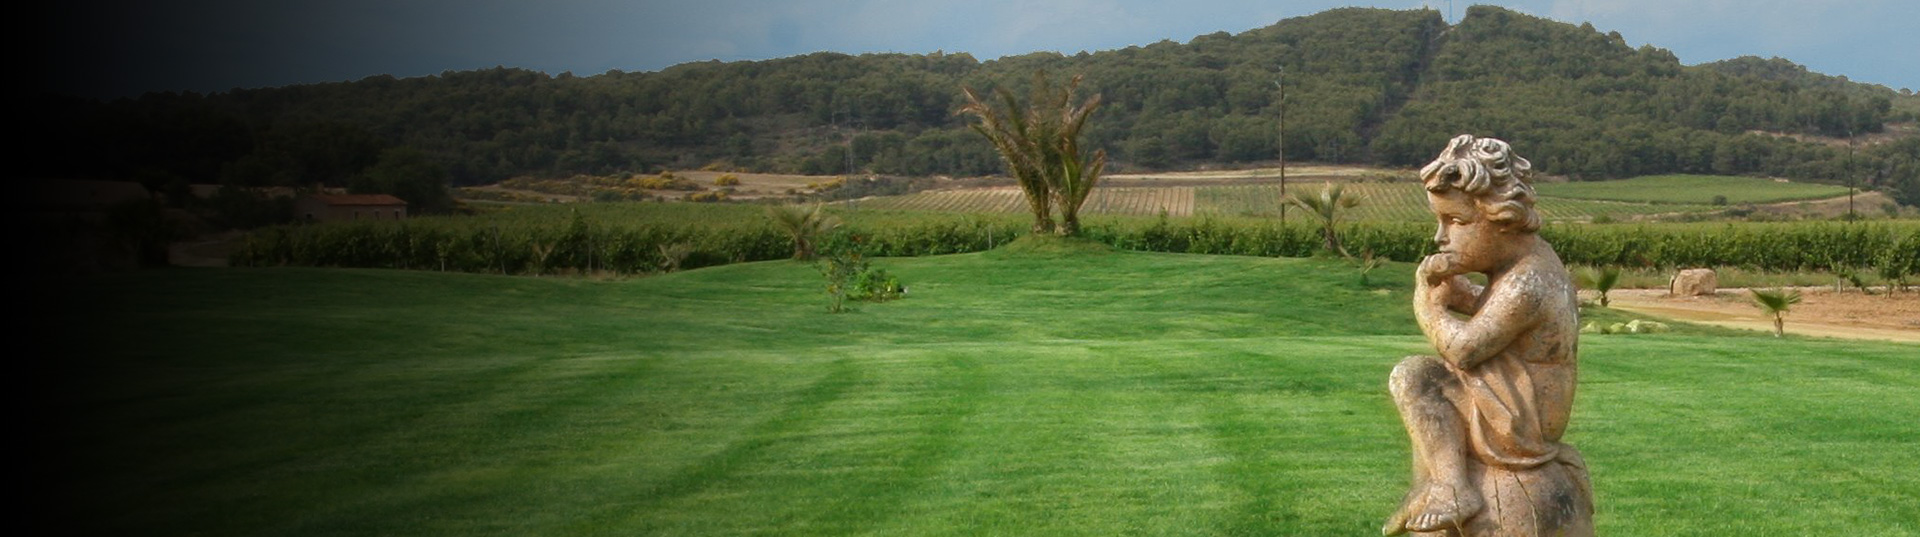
top-left (1408, 450), bottom-right (1594, 537)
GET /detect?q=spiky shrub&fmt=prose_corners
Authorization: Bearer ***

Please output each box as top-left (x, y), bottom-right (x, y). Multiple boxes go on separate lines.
top-left (1579, 266), bottom-right (1622, 307)
top-left (1358, 249), bottom-right (1384, 286)
top-left (1749, 288), bottom-right (1802, 337)
top-left (656, 242), bottom-right (693, 273)
top-left (766, 204), bottom-right (840, 260)
top-left (958, 71), bottom-right (1106, 236)
top-left (1286, 182), bottom-right (1363, 257)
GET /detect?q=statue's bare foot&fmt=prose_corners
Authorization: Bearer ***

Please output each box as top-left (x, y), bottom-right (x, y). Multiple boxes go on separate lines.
top-left (1381, 486), bottom-right (1424, 536)
top-left (1405, 482), bottom-right (1483, 533)
top-left (1382, 499), bottom-right (1418, 535)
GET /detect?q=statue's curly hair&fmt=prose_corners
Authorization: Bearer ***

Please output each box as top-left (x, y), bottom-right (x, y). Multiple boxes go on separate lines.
top-left (1418, 134), bottom-right (1540, 232)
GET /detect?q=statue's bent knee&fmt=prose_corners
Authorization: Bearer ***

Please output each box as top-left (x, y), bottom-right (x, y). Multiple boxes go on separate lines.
top-left (1388, 355), bottom-right (1447, 401)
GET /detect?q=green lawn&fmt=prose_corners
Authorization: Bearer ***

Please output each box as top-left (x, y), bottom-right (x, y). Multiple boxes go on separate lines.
top-left (36, 244), bottom-right (1919, 536)
top-left (1536, 174), bottom-right (1852, 205)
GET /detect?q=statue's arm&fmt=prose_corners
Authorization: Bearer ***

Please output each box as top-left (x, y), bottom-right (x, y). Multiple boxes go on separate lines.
top-left (1438, 275), bottom-right (1483, 315)
top-left (1416, 280), bottom-right (1537, 370)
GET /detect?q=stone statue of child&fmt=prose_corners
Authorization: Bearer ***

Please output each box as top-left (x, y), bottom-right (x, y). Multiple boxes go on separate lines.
top-left (1383, 135), bottom-right (1590, 536)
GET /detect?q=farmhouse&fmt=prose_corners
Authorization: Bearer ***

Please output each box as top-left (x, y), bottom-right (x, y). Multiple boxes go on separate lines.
top-left (295, 194), bottom-right (409, 222)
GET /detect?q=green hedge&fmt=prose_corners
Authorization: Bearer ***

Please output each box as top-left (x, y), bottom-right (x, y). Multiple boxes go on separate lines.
top-left (233, 208), bottom-right (1919, 275)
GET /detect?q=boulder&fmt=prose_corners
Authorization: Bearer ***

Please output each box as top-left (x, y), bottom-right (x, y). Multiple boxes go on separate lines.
top-left (1670, 268), bottom-right (1717, 296)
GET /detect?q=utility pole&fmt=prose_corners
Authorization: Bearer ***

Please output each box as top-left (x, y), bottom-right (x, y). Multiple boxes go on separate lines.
top-left (835, 96), bottom-right (861, 212)
top-left (1847, 129), bottom-right (1856, 220)
top-left (1274, 64), bottom-right (1287, 224)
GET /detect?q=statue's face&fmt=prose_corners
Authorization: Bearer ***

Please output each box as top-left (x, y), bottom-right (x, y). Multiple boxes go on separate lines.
top-left (1427, 189), bottom-right (1508, 274)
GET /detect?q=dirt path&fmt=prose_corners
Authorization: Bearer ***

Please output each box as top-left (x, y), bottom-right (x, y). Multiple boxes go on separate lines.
top-left (464, 185), bottom-right (584, 202)
top-left (1601, 287), bottom-right (1920, 343)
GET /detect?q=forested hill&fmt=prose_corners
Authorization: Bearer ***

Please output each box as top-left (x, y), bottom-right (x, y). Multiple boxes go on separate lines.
top-left (28, 6), bottom-right (1920, 198)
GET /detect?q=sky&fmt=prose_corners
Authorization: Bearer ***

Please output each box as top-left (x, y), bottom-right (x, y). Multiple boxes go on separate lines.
top-left (37, 0), bottom-right (1920, 99)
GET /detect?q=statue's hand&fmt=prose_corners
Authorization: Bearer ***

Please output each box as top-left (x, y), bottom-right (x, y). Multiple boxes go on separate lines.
top-left (1418, 253), bottom-right (1465, 286)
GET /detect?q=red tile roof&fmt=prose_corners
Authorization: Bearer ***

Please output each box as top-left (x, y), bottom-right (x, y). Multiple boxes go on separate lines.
top-left (305, 194), bottom-right (408, 206)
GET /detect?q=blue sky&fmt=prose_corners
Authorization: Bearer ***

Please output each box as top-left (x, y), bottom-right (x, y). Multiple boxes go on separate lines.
top-left (40, 0), bottom-right (1920, 98)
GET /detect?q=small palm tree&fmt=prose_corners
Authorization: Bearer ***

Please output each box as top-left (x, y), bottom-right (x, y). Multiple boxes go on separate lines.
top-left (766, 204), bottom-right (840, 260)
top-left (1749, 288), bottom-right (1801, 337)
top-left (1579, 266), bottom-right (1621, 307)
top-left (1287, 182), bottom-right (1362, 257)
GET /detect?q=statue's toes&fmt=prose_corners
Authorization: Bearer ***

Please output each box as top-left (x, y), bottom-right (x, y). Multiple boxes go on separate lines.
top-left (1407, 513), bottom-right (1448, 533)
top-left (1381, 517), bottom-right (1408, 536)
top-left (1382, 496), bottom-right (1420, 535)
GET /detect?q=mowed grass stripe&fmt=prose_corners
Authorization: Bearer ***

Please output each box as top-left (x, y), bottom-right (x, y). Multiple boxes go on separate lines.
top-left (36, 248), bottom-right (1920, 536)
top-left (874, 343), bottom-right (1232, 536)
top-left (610, 352), bottom-right (976, 536)
top-left (1572, 338), bottom-right (1920, 534)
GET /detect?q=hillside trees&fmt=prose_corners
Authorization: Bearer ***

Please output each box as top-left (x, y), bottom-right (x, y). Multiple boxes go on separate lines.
top-left (349, 147), bottom-right (455, 214)
top-left (24, 6), bottom-right (1907, 190)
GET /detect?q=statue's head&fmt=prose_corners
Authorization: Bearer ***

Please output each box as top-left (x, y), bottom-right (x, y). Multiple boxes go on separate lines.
top-left (1418, 135), bottom-right (1541, 273)
top-left (1418, 134), bottom-right (1539, 233)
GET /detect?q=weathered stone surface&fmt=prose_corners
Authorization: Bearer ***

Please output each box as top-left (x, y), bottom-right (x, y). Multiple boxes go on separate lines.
top-left (1670, 268), bottom-right (1718, 296)
top-left (1408, 454), bottom-right (1594, 537)
top-left (1384, 135), bottom-right (1593, 537)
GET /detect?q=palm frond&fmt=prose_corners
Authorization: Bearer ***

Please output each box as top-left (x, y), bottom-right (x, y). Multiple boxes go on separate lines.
top-left (1579, 266), bottom-right (1620, 291)
top-left (1286, 182), bottom-right (1358, 224)
top-left (1286, 182), bottom-right (1362, 257)
top-left (766, 204), bottom-right (839, 260)
top-left (1749, 288), bottom-right (1801, 312)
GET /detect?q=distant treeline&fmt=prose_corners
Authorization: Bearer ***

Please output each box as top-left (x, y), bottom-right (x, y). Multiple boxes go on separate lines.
top-left (26, 6), bottom-right (1920, 205)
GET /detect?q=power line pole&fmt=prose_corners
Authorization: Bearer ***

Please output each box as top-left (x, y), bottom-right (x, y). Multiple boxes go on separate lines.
top-left (835, 96), bottom-right (861, 212)
top-left (1274, 64), bottom-right (1287, 224)
top-left (1847, 129), bottom-right (1856, 220)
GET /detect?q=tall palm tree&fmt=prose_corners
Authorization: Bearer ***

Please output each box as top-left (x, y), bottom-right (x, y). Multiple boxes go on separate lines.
top-left (959, 72), bottom-right (1105, 236)
top-left (1749, 288), bottom-right (1801, 337)
top-left (1580, 266), bottom-right (1621, 307)
top-left (1287, 182), bottom-right (1362, 257)
top-left (959, 82), bottom-right (1052, 234)
top-left (1049, 77), bottom-right (1106, 236)
top-left (766, 204), bottom-right (840, 260)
